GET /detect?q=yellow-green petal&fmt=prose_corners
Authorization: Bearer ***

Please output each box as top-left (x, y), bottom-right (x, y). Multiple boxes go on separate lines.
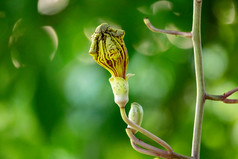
top-left (89, 23), bottom-right (128, 79)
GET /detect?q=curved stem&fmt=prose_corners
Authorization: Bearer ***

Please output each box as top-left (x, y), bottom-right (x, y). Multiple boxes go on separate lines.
top-left (191, 0), bottom-right (206, 159)
top-left (144, 17), bottom-right (192, 38)
top-left (130, 140), bottom-right (161, 157)
top-left (126, 128), bottom-right (192, 159)
top-left (126, 128), bottom-right (170, 158)
top-left (120, 107), bottom-right (173, 153)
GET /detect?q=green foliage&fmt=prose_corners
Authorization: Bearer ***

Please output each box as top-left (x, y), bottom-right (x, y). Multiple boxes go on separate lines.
top-left (0, 0), bottom-right (238, 159)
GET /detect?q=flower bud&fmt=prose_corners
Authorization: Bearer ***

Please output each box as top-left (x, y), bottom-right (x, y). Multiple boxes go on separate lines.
top-left (128, 102), bottom-right (143, 134)
top-left (89, 24), bottom-right (134, 107)
top-left (89, 23), bottom-right (128, 79)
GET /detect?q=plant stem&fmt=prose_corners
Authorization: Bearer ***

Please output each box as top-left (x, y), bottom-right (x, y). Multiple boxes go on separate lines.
top-left (126, 128), bottom-right (192, 159)
top-left (129, 140), bottom-right (161, 157)
top-left (120, 107), bottom-right (173, 153)
top-left (191, 0), bottom-right (206, 159)
top-left (126, 128), bottom-right (171, 158)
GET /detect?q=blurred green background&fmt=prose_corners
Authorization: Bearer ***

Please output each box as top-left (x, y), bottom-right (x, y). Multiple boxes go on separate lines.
top-left (0, 0), bottom-right (238, 159)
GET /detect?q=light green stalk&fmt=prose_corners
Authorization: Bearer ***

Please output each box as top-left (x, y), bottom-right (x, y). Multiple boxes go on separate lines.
top-left (191, 0), bottom-right (206, 159)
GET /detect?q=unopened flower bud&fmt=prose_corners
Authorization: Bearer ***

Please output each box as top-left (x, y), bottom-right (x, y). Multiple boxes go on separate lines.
top-left (89, 23), bottom-right (134, 107)
top-left (128, 102), bottom-right (143, 134)
top-left (89, 23), bottom-right (128, 79)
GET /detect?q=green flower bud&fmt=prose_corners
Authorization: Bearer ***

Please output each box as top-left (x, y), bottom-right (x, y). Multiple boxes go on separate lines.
top-left (128, 102), bottom-right (143, 134)
top-left (89, 23), bottom-right (134, 108)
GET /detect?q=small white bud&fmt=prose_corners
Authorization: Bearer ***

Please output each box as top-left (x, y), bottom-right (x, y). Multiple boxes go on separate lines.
top-left (128, 102), bottom-right (143, 134)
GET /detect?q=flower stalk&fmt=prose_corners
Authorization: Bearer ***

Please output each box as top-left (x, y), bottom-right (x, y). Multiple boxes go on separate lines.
top-left (126, 128), bottom-right (193, 159)
top-left (120, 107), bottom-right (173, 153)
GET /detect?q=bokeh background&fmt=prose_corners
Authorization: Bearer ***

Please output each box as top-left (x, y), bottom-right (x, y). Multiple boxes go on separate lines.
top-left (0, 0), bottom-right (238, 158)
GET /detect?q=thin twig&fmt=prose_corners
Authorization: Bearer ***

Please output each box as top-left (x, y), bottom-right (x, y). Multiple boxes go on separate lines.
top-left (120, 107), bottom-right (174, 153)
top-left (206, 87), bottom-right (238, 104)
top-left (223, 87), bottom-right (238, 98)
top-left (143, 17), bottom-right (192, 38)
top-left (223, 99), bottom-right (238, 103)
